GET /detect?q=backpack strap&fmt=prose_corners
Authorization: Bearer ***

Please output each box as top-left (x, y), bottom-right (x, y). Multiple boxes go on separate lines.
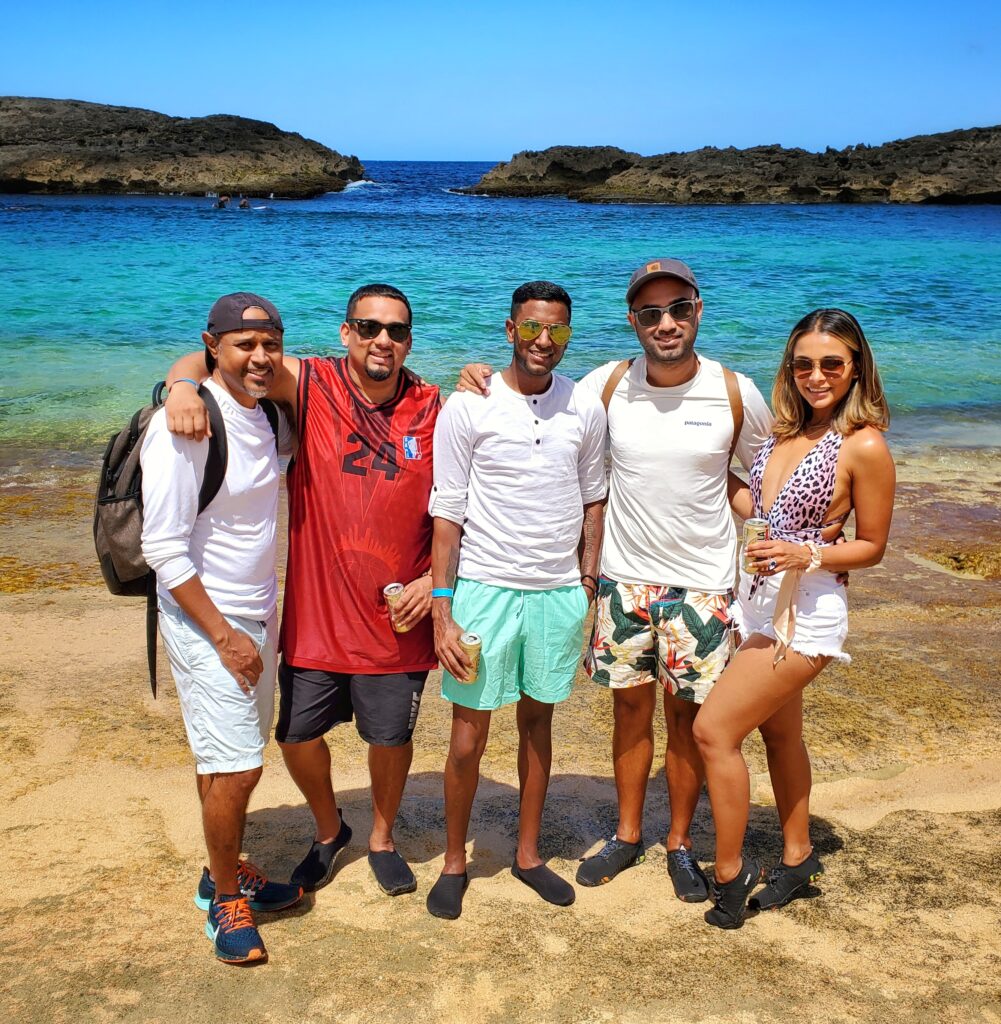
top-left (723, 366), bottom-right (745, 464)
top-left (197, 386), bottom-right (228, 514)
top-left (601, 358), bottom-right (635, 412)
top-left (146, 572), bottom-right (159, 698)
top-left (259, 398), bottom-right (280, 440)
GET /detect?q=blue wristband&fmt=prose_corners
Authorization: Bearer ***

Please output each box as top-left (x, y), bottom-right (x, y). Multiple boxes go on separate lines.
top-left (169, 377), bottom-right (200, 392)
top-left (431, 588), bottom-right (454, 599)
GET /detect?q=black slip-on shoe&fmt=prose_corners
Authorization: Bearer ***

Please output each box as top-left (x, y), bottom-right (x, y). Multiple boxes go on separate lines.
top-left (576, 837), bottom-right (645, 887)
top-left (666, 846), bottom-right (710, 903)
top-left (749, 852), bottom-right (824, 911)
top-left (704, 858), bottom-right (764, 930)
top-left (512, 861), bottom-right (575, 906)
top-left (290, 810), bottom-right (352, 893)
top-left (368, 849), bottom-right (417, 896)
top-left (427, 872), bottom-right (469, 919)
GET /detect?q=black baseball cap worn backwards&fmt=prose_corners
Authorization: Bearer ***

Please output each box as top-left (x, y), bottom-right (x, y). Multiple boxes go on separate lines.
top-left (206, 292), bottom-right (284, 335)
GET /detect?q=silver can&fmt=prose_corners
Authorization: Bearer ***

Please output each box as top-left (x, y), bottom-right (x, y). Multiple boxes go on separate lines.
top-left (741, 518), bottom-right (770, 574)
top-left (384, 582), bottom-right (409, 633)
top-left (458, 631), bottom-right (482, 683)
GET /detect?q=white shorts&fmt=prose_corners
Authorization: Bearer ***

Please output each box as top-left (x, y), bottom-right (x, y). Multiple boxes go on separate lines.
top-left (732, 569), bottom-right (850, 664)
top-left (158, 602), bottom-right (278, 774)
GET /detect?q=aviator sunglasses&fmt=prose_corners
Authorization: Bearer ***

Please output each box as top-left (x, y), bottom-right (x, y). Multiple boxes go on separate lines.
top-left (347, 318), bottom-right (412, 343)
top-left (789, 356), bottom-right (853, 378)
top-left (631, 299), bottom-right (698, 327)
top-left (515, 319), bottom-right (573, 346)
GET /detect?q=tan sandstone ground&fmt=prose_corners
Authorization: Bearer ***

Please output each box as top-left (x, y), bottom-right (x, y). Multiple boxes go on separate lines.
top-left (1, 446), bottom-right (1000, 1024)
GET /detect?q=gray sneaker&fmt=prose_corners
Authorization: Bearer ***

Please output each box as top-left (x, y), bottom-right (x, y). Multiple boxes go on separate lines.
top-left (576, 837), bottom-right (645, 887)
top-left (666, 846), bottom-right (709, 903)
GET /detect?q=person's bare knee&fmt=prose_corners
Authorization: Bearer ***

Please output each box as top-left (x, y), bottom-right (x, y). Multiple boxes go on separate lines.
top-left (664, 692), bottom-right (699, 735)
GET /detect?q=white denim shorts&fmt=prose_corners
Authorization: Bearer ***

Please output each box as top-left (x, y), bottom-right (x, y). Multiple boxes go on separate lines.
top-left (732, 569), bottom-right (850, 664)
top-left (158, 602), bottom-right (278, 774)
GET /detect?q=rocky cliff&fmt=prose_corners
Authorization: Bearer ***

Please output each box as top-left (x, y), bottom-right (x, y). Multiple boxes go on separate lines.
top-left (465, 127), bottom-right (1001, 204)
top-left (0, 97), bottom-right (364, 198)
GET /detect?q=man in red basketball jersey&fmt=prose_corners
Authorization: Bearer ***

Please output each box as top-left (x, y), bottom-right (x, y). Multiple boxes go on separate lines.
top-left (164, 284), bottom-right (439, 898)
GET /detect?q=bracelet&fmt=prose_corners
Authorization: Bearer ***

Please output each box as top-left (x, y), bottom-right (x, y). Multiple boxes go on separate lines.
top-left (803, 541), bottom-right (823, 573)
top-left (169, 378), bottom-right (200, 393)
top-left (431, 588), bottom-right (454, 599)
top-left (580, 574), bottom-right (598, 588)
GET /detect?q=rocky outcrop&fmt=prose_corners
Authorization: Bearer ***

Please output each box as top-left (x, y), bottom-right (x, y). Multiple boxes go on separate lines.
top-left (0, 97), bottom-right (364, 198)
top-left (465, 127), bottom-right (1001, 204)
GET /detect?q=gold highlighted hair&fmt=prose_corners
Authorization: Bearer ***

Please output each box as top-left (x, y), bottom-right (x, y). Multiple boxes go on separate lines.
top-left (772, 308), bottom-right (890, 438)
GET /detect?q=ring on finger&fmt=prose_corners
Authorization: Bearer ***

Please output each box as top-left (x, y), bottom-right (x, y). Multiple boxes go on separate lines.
top-left (768, 559), bottom-right (778, 571)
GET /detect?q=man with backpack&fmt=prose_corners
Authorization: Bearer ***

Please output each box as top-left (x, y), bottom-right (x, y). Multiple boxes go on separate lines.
top-left (458, 260), bottom-right (773, 903)
top-left (140, 293), bottom-right (300, 965)
top-left (162, 284), bottom-right (440, 903)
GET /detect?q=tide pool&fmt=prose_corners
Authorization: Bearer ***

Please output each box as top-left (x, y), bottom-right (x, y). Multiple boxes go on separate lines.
top-left (2, 160), bottom-right (1000, 452)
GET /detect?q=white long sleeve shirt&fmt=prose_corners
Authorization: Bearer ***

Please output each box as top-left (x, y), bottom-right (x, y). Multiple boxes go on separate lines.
top-left (140, 379), bottom-right (292, 619)
top-left (430, 372), bottom-right (607, 589)
top-left (578, 355), bottom-right (773, 593)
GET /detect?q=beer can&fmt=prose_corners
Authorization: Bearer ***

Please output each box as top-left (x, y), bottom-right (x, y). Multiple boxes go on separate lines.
top-left (741, 518), bottom-right (770, 574)
top-left (384, 582), bottom-right (409, 633)
top-left (458, 631), bottom-right (482, 683)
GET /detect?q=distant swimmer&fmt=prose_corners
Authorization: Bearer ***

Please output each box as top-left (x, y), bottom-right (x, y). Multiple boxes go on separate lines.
top-left (214, 194), bottom-right (231, 209)
top-left (239, 197), bottom-right (250, 209)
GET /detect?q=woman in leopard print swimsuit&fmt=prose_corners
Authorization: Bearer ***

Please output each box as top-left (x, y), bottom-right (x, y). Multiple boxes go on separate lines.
top-left (694, 309), bottom-right (895, 929)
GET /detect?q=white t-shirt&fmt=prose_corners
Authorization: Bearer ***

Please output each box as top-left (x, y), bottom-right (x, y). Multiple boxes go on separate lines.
top-left (140, 379), bottom-right (293, 619)
top-left (579, 355), bottom-right (773, 593)
top-left (430, 371), bottom-right (607, 589)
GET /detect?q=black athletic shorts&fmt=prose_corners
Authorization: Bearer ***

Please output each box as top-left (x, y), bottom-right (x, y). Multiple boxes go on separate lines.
top-left (275, 660), bottom-right (428, 747)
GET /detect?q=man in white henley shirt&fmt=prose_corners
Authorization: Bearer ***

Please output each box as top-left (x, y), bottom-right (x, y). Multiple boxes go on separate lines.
top-left (456, 260), bottom-right (774, 904)
top-left (140, 293), bottom-right (298, 965)
top-left (426, 281), bottom-right (606, 920)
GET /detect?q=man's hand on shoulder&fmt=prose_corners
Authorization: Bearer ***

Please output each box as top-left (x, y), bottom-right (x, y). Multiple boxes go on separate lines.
top-left (456, 363), bottom-right (493, 397)
top-left (165, 380), bottom-right (211, 441)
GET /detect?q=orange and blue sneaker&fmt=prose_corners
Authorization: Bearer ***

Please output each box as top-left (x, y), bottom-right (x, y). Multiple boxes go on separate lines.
top-left (194, 861), bottom-right (303, 913)
top-left (205, 895), bottom-right (267, 964)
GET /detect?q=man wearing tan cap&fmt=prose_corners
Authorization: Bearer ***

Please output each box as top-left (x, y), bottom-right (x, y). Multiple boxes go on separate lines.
top-left (458, 259), bottom-right (772, 907)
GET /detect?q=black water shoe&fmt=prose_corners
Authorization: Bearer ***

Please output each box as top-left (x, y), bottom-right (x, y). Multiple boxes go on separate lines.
top-left (512, 861), bottom-right (575, 906)
top-left (666, 846), bottom-right (709, 903)
top-left (427, 872), bottom-right (469, 919)
top-left (290, 810), bottom-right (352, 892)
top-left (576, 837), bottom-right (645, 887)
top-left (368, 849), bottom-right (417, 896)
top-left (749, 852), bottom-right (824, 911)
top-left (704, 858), bottom-right (764, 930)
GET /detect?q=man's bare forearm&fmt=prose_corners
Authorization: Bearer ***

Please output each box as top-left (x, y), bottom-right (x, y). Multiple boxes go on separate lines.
top-left (579, 501), bottom-right (604, 584)
top-left (167, 351), bottom-right (210, 388)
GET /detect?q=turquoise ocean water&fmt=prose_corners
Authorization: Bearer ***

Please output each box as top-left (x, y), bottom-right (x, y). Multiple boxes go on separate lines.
top-left (2, 160), bottom-right (1000, 459)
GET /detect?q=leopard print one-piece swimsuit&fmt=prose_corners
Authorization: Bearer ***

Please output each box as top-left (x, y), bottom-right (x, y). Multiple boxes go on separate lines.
top-left (734, 429), bottom-right (853, 663)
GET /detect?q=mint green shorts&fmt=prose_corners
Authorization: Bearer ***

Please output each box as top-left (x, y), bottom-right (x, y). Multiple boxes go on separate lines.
top-left (442, 579), bottom-right (589, 711)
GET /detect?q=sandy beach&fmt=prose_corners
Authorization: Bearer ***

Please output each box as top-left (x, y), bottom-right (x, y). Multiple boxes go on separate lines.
top-left (2, 443), bottom-right (1000, 1023)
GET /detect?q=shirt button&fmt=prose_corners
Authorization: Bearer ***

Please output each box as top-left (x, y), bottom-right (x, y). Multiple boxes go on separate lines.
top-left (532, 399), bottom-right (537, 404)
top-left (534, 419), bottom-right (539, 424)
top-left (535, 439), bottom-right (541, 445)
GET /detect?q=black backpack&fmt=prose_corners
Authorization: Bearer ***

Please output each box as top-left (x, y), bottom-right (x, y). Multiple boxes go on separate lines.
top-left (94, 382), bottom-right (278, 696)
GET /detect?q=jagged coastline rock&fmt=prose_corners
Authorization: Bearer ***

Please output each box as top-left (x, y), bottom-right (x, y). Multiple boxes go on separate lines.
top-left (0, 97), bottom-right (364, 199)
top-left (466, 127), bottom-right (1001, 204)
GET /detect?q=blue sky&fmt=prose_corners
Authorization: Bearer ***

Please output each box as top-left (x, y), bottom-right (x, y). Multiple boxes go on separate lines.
top-left (4, 1), bottom-right (1000, 160)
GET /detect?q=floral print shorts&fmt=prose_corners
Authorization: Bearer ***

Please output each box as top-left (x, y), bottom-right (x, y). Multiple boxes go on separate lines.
top-left (584, 576), bottom-right (735, 704)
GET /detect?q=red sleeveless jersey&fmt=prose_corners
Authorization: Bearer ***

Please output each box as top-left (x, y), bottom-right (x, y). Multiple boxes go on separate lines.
top-left (280, 357), bottom-right (439, 672)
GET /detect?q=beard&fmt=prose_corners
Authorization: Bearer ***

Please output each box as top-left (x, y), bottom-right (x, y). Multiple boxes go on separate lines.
top-left (365, 362), bottom-right (392, 382)
top-left (638, 330), bottom-right (696, 366)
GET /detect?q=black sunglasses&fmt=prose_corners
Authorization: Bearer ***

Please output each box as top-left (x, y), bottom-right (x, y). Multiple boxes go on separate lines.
top-left (347, 318), bottom-right (411, 343)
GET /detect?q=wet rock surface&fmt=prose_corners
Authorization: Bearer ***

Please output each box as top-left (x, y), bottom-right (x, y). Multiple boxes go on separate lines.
top-left (0, 96), bottom-right (364, 198)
